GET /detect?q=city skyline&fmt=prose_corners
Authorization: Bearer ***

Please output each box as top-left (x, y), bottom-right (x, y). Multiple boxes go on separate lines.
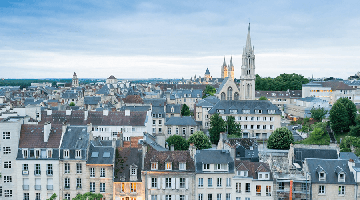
top-left (1, 0), bottom-right (360, 79)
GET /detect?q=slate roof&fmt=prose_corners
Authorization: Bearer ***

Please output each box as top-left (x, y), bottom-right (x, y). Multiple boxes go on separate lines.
top-left (96, 85), bottom-right (110, 95)
top-left (143, 148), bottom-right (195, 171)
top-left (339, 152), bottom-right (360, 162)
top-left (152, 106), bottom-right (165, 115)
top-left (172, 89), bottom-right (203, 99)
top-left (84, 96), bottom-right (101, 105)
top-left (303, 81), bottom-right (355, 90)
top-left (165, 116), bottom-right (197, 126)
top-left (114, 148), bottom-right (142, 182)
top-left (294, 148), bottom-right (338, 167)
top-left (60, 126), bottom-right (89, 150)
top-left (19, 124), bottom-right (62, 148)
top-left (166, 104), bottom-right (181, 114)
top-left (157, 84), bottom-right (218, 91)
top-left (209, 100), bottom-right (281, 115)
top-left (122, 95), bottom-right (144, 104)
top-left (119, 106), bottom-right (151, 112)
top-left (61, 91), bottom-right (79, 99)
top-left (143, 98), bottom-right (166, 106)
top-left (195, 149), bottom-right (234, 173)
top-left (216, 77), bottom-right (230, 95)
top-left (255, 90), bottom-right (302, 98)
top-left (227, 138), bottom-right (258, 149)
top-left (306, 158), bottom-right (355, 184)
top-left (235, 160), bottom-right (272, 180)
top-left (87, 140), bottom-right (114, 165)
top-left (41, 110), bottom-right (147, 126)
top-left (343, 80), bottom-right (360, 86)
top-left (143, 133), bottom-right (168, 151)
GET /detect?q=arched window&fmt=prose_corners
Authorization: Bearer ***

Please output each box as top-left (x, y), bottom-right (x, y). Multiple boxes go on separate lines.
top-left (234, 92), bottom-right (239, 100)
top-left (227, 87), bottom-right (232, 100)
top-left (247, 84), bottom-right (250, 99)
top-left (221, 92), bottom-right (226, 100)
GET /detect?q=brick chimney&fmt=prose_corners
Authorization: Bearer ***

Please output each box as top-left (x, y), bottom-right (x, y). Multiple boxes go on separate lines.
top-left (44, 122), bottom-right (51, 142)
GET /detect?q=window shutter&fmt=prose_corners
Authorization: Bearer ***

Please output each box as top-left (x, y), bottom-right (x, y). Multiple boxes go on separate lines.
top-left (157, 195), bottom-right (160, 200)
top-left (148, 178), bottom-right (152, 189)
top-left (176, 195), bottom-right (180, 200)
top-left (171, 178), bottom-right (176, 189)
top-left (162, 178), bottom-right (166, 189)
top-left (148, 195), bottom-right (151, 200)
top-left (185, 195), bottom-right (188, 200)
top-left (163, 195), bottom-right (165, 200)
top-left (157, 178), bottom-right (160, 189)
top-left (185, 178), bottom-right (189, 189)
top-left (176, 178), bottom-right (180, 189)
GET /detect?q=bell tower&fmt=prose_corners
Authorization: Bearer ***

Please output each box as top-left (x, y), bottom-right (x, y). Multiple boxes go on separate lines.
top-left (221, 57), bottom-right (228, 79)
top-left (240, 23), bottom-right (255, 100)
top-left (72, 72), bottom-right (79, 87)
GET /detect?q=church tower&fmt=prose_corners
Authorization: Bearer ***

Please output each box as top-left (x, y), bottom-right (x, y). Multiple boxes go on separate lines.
top-left (228, 56), bottom-right (235, 80)
top-left (240, 23), bottom-right (255, 100)
top-left (72, 72), bottom-right (79, 87)
top-left (221, 57), bottom-right (228, 79)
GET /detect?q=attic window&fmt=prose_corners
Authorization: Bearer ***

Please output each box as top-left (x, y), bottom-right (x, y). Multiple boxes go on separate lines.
top-left (131, 168), bottom-right (136, 176)
top-left (179, 162), bottom-right (186, 170)
top-left (237, 171), bottom-right (248, 177)
top-left (91, 152), bottom-right (99, 158)
top-left (103, 152), bottom-right (110, 158)
top-left (217, 109), bottom-right (225, 114)
top-left (243, 110), bottom-right (250, 114)
top-left (151, 162), bottom-right (158, 170)
top-left (64, 150), bottom-right (69, 158)
top-left (268, 110), bottom-right (275, 114)
top-left (319, 172), bottom-right (326, 181)
top-left (165, 162), bottom-right (172, 170)
top-left (338, 173), bottom-right (345, 182)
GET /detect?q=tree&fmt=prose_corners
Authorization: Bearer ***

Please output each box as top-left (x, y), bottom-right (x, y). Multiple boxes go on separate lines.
top-left (226, 116), bottom-right (241, 136)
top-left (46, 193), bottom-right (57, 200)
top-left (267, 127), bottom-right (294, 150)
top-left (338, 98), bottom-right (357, 128)
top-left (166, 135), bottom-right (189, 150)
top-left (188, 131), bottom-right (212, 150)
top-left (73, 192), bottom-right (103, 200)
top-left (69, 102), bottom-right (75, 106)
top-left (181, 104), bottom-right (191, 116)
top-left (258, 96), bottom-right (268, 100)
top-left (208, 113), bottom-right (226, 144)
top-left (202, 85), bottom-right (216, 98)
top-left (350, 115), bottom-right (360, 137)
top-left (310, 107), bottom-right (328, 121)
top-left (330, 98), bottom-right (354, 134)
top-left (255, 73), bottom-right (309, 91)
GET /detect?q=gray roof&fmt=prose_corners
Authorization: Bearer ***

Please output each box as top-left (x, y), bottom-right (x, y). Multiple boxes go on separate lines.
top-left (339, 152), bottom-right (360, 162)
top-left (60, 126), bottom-right (89, 150)
top-left (143, 133), bottom-right (168, 151)
top-left (306, 158), bottom-right (355, 185)
top-left (87, 140), bottom-right (115, 165)
top-left (84, 96), bottom-right (101, 105)
top-left (294, 148), bottom-right (338, 167)
top-left (120, 106), bottom-right (151, 112)
top-left (61, 91), bottom-right (79, 99)
top-left (195, 149), bottom-right (234, 173)
top-left (166, 104), bottom-right (181, 114)
top-left (114, 148), bottom-right (143, 182)
top-left (209, 100), bottom-right (281, 115)
top-left (152, 106), bottom-right (165, 115)
top-left (143, 98), bottom-right (166, 106)
top-left (171, 89), bottom-right (203, 99)
top-left (165, 116), bottom-right (197, 126)
top-left (96, 85), bottom-right (110, 95)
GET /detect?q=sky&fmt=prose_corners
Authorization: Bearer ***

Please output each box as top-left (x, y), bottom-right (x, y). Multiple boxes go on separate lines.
top-left (0, 0), bottom-right (360, 79)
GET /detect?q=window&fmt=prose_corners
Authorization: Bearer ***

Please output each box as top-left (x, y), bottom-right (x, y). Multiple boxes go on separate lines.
top-left (76, 163), bottom-right (82, 174)
top-left (179, 162), bottom-right (186, 170)
top-left (203, 164), bottom-right (210, 170)
top-left (47, 149), bottom-right (52, 158)
top-left (168, 128), bottom-right (172, 134)
top-left (76, 150), bottom-right (81, 158)
top-left (4, 176), bottom-right (12, 183)
top-left (151, 178), bottom-right (157, 188)
top-left (3, 147), bottom-right (10, 154)
top-left (64, 150), bottom-right (69, 158)
top-left (23, 149), bottom-right (28, 158)
top-left (151, 162), bottom-right (158, 170)
top-left (131, 183), bottom-right (136, 192)
top-left (243, 109), bottom-right (250, 114)
top-left (90, 168), bottom-right (95, 177)
top-left (159, 120), bottom-right (162, 125)
top-left (165, 162), bottom-right (172, 170)
top-left (301, 183), bottom-right (307, 191)
top-left (64, 194), bottom-right (70, 200)
top-left (36, 193), bottom-right (40, 200)
top-left (179, 178), bottom-right (185, 188)
top-left (270, 125), bottom-right (273, 130)
top-left (64, 163), bottom-right (70, 174)
top-left (198, 178), bottom-right (203, 187)
top-left (152, 195), bottom-right (158, 200)
top-left (121, 183), bottom-right (124, 192)
top-left (198, 194), bottom-right (203, 200)
top-left (319, 172), bottom-right (326, 181)
top-left (236, 183), bottom-right (241, 193)
top-left (217, 193), bottom-right (222, 200)
top-left (237, 170), bottom-right (248, 177)
top-left (319, 185), bottom-right (325, 194)
top-left (100, 168), bottom-right (105, 177)
top-left (159, 114), bottom-right (162, 118)
top-left (226, 193), bottom-right (230, 200)
top-left (24, 193), bottom-right (29, 200)
top-left (131, 168), bottom-right (136, 175)
top-left (165, 195), bottom-right (172, 200)
top-left (256, 185), bottom-right (261, 196)
top-left (23, 164), bottom-right (29, 174)
top-left (245, 183), bottom-right (251, 193)
top-left (217, 164), bottom-right (225, 170)
top-left (100, 183), bottom-right (106, 192)
top-left (64, 178), bottom-right (70, 189)
top-left (217, 178), bottom-right (222, 187)
top-left (158, 128), bottom-right (162, 133)
top-left (90, 182), bottom-right (95, 192)
top-left (0, 186), bottom-right (2, 197)
top-left (35, 149), bottom-right (40, 158)
top-left (226, 178), bottom-right (231, 187)
top-left (278, 182), bottom-right (284, 190)
top-left (165, 178), bottom-right (172, 188)
top-left (182, 127), bottom-right (186, 135)
top-left (208, 194), bottom-right (212, 200)
top-left (152, 128), bottom-right (156, 133)
top-left (339, 173), bottom-right (345, 182)
top-left (4, 190), bottom-right (12, 197)
top-left (4, 161), bottom-right (11, 168)
top-left (339, 185), bottom-right (345, 195)
top-left (208, 178), bottom-right (213, 187)
top-left (266, 186), bottom-right (271, 196)
top-left (47, 164), bottom-right (53, 175)
top-left (76, 178), bottom-right (82, 189)
top-left (176, 128), bottom-right (179, 134)
top-left (35, 164), bottom-right (41, 175)
top-left (153, 120), bottom-right (156, 125)
top-left (3, 132), bottom-right (10, 139)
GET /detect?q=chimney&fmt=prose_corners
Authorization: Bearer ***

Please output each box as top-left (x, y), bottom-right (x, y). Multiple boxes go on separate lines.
top-left (189, 143), bottom-right (196, 159)
top-left (125, 110), bottom-right (130, 116)
top-left (84, 110), bottom-right (88, 120)
top-left (103, 109), bottom-right (109, 116)
top-left (62, 121), bottom-right (68, 134)
top-left (47, 109), bottom-right (52, 115)
top-left (66, 109), bottom-right (71, 115)
top-left (44, 122), bottom-right (51, 142)
top-left (170, 144), bottom-right (174, 151)
top-left (87, 123), bottom-right (92, 133)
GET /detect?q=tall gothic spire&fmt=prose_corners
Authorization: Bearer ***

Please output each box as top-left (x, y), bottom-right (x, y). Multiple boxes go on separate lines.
top-left (223, 56), bottom-right (226, 66)
top-left (245, 23), bottom-right (252, 53)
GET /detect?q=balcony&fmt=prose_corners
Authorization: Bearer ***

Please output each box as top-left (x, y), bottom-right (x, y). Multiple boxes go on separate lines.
top-left (46, 170), bottom-right (53, 176)
top-left (64, 185), bottom-right (70, 190)
top-left (23, 185), bottom-right (29, 190)
top-left (47, 185), bottom-right (53, 190)
top-left (35, 185), bottom-right (41, 190)
top-left (22, 170), bottom-right (29, 175)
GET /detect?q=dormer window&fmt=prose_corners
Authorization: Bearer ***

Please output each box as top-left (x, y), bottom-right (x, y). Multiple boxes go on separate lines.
top-left (64, 150), bottom-right (69, 158)
top-left (255, 109), bottom-right (262, 114)
top-left (151, 162), bottom-right (158, 170)
top-left (237, 171), bottom-right (248, 177)
top-left (243, 109), bottom-right (250, 114)
top-left (203, 164), bottom-right (210, 170)
top-left (165, 162), bottom-right (172, 170)
top-left (23, 149), bottom-right (28, 158)
top-left (338, 173), bottom-right (345, 182)
top-left (319, 172), bottom-right (326, 181)
top-left (131, 168), bottom-right (136, 175)
top-left (76, 150), bottom-right (81, 158)
top-left (47, 149), bottom-right (52, 158)
top-left (258, 172), bottom-right (270, 180)
top-left (230, 109), bottom-right (237, 114)
top-left (179, 162), bottom-right (186, 170)
top-left (268, 110), bottom-right (275, 114)
top-left (217, 109), bottom-right (225, 114)
top-left (35, 149), bottom-right (40, 158)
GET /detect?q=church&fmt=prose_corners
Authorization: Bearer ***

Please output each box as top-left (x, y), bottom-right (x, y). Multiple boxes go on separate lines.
top-left (215, 23), bottom-right (256, 100)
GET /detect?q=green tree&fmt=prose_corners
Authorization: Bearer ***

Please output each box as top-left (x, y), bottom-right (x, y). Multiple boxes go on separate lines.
top-left (255, 73), bottom-right (309, 91)
top-left (226, 116), bottom-right (242, 136)
top-left (166, 135), bottom-right (189, 150)
top-left (209, 113), bottom-right (226, 144)
top-left (188, 131), bottom-right (212, 150)
top-left (181, 104), bottom-right (191, 116)
top-left (267, 127), bottom-right (294, 150)
top-left (46, 193), bottom-right (57, 200)
top-left (330, 98), bottom-right (353, 134)
top-left (69, 102), bottom-right (75, 106)
top-left (258, 96), bottom-right (268, 100)
top-left (310, 107), bottom-right (328, 121)
top-left (72, 192), bottom-right (103, 200)
top-left (301, 126), bottom-right (330, 145)
top-left (338, 98), bottom-right (357, 128)
top-left (350, 115), bottom-right (360, 137)
top-left (202, 85), bottom-right (216, 98)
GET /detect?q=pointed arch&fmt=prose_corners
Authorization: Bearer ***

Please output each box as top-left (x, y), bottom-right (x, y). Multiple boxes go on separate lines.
top-left (221, 92), bottom-right (226, 100)
top-left (227, 87), bottom-right (232, 100)
top-left (234, 92), bottom-right (239, 100)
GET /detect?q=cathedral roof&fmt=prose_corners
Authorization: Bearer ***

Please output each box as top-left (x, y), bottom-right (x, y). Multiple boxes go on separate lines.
top-left (205, 68), bottom-right (210, 75)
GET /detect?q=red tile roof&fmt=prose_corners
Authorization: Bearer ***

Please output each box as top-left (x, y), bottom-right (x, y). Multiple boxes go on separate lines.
top-left (19, 124), bottom-right (62, 148)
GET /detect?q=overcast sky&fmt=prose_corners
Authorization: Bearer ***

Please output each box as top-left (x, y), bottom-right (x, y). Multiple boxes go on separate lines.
top-left (0, 0), bottom-right (359, 79)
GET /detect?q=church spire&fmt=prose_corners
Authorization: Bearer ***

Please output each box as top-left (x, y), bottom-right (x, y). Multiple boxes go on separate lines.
top-left (223, 56), bottom-right (226, 66)
top-left (245, 23), bottom-right (252, 53)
